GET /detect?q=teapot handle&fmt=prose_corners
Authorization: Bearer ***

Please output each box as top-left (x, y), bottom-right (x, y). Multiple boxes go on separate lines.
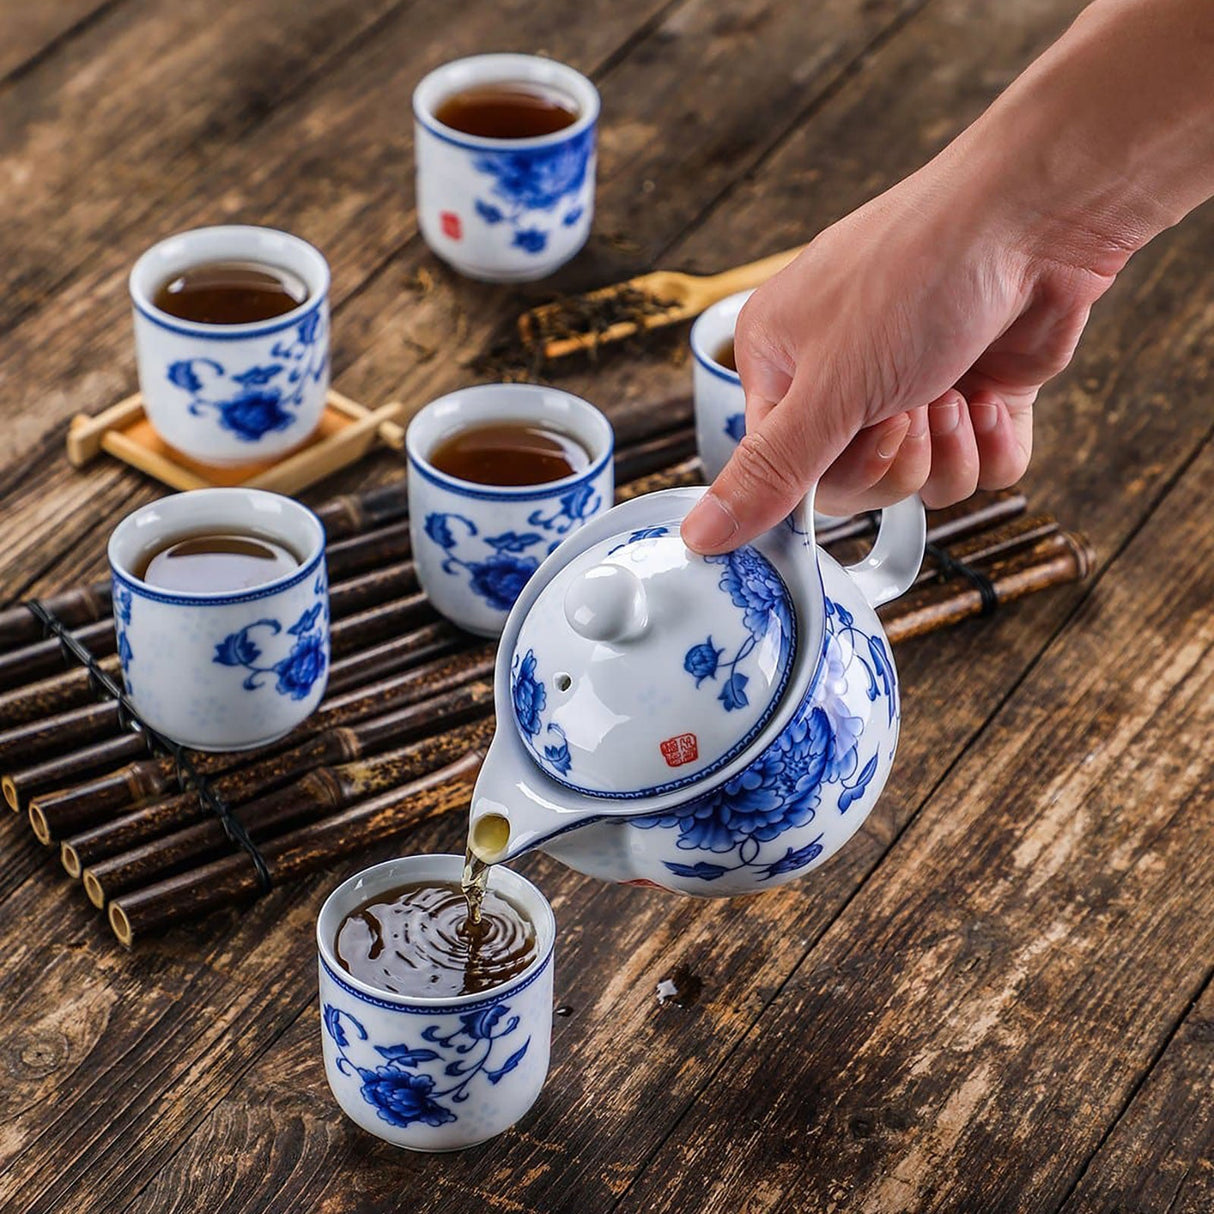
top-left (793, 488), bottom-right (926, 609)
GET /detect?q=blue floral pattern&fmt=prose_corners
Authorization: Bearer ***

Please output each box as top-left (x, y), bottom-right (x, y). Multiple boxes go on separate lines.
top-left (324, 1002), bottom-right (529, 1130)
top-left (606, 526), bottom-right (669, 556)
top-left (636, 595), bottom-right (892, 884)
top-left (471, 127), bottom-right (593, 255)
top-left (212, 598), bottom-right (327, 700)
top-left (724, 413), bottom-right (746, 443)
top-left (113, 583), bottom-right (134, 689)
top-left (425, 513), bottom-right (542, 613)
top-left (527, 481), bottom-right (602, 555)
top-left (512, 648), bottom-right (572, 777)
top-left (165, 311), bottom-right (328, 442)
top-left (683, 546), bottom-right (794, 714)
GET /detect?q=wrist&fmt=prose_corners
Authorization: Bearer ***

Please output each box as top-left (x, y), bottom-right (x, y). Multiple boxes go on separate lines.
top-left (936, 0), bottom-right (1214, 280)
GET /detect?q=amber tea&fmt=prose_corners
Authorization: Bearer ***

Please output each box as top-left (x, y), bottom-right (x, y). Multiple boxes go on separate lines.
top-left (713, 338), bottom-right (737, 372)
top-left (335, 879), bottom-right (537, 998)
top-left (153, 260), bottom-right (308, 325)
top-left (429, 421), bottom-right (590, 486)
top-left (434, 82), bottom-right (579, 139)
top-left (136, 529), bottom-right (301, 594)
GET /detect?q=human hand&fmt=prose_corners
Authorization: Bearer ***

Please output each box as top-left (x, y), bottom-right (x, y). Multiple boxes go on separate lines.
top-left (680, 156), bottom-right (1122, 553)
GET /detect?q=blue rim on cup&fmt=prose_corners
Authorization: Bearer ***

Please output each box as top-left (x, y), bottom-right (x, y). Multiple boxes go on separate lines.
top-left (107, 487), bottom-right (329, 751)
top-left (412, 54), bottom-right (600, 282)
top-left (317, 854), bottom-right (557, 1151)
top-left (129, 225), bottom-right (331, 465)
top-left (406, 383), bottom-right (615, 637)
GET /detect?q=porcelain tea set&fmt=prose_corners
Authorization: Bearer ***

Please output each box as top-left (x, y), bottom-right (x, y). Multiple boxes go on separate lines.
top-left (106, 49), bottom-right (927, 1152)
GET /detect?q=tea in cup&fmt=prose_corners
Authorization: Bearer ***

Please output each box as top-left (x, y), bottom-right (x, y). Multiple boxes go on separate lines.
top-left (406, 383), bottom-right (614, 637)
top-left (107, 487), bottom-right (329, 750)
top-left (317, 854), bottom-right (556, 1151)
top-left (412, 54), bottom-right (599, 281)
top-left (129, 225), bottom-right (330, 465)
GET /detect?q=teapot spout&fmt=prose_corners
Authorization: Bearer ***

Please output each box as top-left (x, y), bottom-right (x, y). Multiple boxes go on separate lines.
top-left (467, 732), bottom-right (600, 864)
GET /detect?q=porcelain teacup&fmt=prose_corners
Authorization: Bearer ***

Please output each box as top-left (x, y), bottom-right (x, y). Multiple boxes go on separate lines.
top-left (406, 383), bottom-right (614, 637)
top-left (129, 225), bottom-right (330, 465)
top-left (412, 54), bottom-right (599, 281)
top-left (107, 487), bottom-right (329, 751)
top-left (691, 288), bottom-right (752, 482)
top-left (317, 854), bottom-right (556, 1151)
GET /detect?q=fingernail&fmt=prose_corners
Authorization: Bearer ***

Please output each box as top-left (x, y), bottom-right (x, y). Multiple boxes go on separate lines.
top-left (682, 492), bottom-right (739, 552)
top-left (906, 409), bottom-right (929, 439)
top-left (929, 396), bottom-right (961, 435)
top-left (970, 402), bottom-right (1000, 434)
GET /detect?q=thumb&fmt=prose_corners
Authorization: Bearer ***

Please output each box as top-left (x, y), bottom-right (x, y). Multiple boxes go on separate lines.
top-left (681, 369), bottom-right (849, 553)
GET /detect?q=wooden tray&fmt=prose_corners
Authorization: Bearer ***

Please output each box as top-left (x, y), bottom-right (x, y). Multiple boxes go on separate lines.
top-left (66, 389), bottom-right (405, 495)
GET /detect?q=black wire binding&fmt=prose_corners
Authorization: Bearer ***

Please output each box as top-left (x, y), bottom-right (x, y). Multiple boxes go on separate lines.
top-left (924, 543), bottom-right (999, 616)
top-left (24, 599), bottom-right (272, 891)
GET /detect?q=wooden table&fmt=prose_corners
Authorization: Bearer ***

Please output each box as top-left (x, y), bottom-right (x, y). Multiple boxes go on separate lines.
top-left (2, 1), bottom-right (1211, 1210)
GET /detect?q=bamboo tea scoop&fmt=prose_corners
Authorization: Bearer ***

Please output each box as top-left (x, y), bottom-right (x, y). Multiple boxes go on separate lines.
top-left (518, 245), bottom-right (804, 360)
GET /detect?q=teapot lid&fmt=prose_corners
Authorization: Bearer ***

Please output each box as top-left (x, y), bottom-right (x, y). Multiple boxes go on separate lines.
top-left (509, 521), bottom-right (796, 798)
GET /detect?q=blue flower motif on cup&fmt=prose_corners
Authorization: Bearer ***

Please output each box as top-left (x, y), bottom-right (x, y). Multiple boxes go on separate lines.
top-left (165, 311), bottom-right (329, 442)
top-left (424, 513), bottom-right (544, 613)
top-left (212, 601), bottom-right (327, 700)
top-left (111, 582), bottom-right (135, 688)
top-left (682, 546), bottom-right (794, 713)
top-left (527, 481), bottom-right (602, 554)
top-left (471, 126), bottom-right (594, 256)
top-left (511, 648), bottom-right (573, 778)
top-left (324, 1002), bottom-right (530, 1130)
top-left (635, 595), bottom-right (893, 885)
top-left (724, 413), bottom-right (746, 443)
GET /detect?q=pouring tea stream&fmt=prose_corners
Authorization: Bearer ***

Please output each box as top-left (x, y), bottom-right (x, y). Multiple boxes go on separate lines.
top-left (466, 486), bottom-right (925, 897)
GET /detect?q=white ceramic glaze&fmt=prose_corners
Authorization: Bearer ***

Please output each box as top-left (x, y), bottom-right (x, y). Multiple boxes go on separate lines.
top-left (691, 288), bottom-right (752, 482)
top-left (129, 226), bottom-right (330, 464)
top-left (317, 855), bottom-right (555, 1151)
top-left (511, 529), bottom-right (795, 796)
top-left (107, 488), bottom-right (329, 750)
top-left (413, 54), bottom-right (599, 281)
top-left (406, 383), bottom-right (614, 637)
top-left (467, 488), bottom-right (926, 896)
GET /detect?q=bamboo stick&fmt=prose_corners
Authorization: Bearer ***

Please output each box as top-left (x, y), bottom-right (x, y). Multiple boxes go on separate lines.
top-left (881, 531), bottom-right (1094, 643)
top-left (79, 716), bottom-right (496, 906)
top-left (0, 584), bottom-right (112, 651)
top-left (0, 657), bottom-right (122, 731)
top-left (108, 752), bottom-right (484, 947)
top-left (60, 651), bottom-right (496, 870)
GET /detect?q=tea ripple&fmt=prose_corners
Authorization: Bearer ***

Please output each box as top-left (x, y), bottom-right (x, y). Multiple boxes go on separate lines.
top-left (336, 881), bottom-right (537, 998)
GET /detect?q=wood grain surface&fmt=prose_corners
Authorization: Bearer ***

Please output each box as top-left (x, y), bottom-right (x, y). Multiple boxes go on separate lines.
top-left (1, 0), bottom-right (1211, 1211)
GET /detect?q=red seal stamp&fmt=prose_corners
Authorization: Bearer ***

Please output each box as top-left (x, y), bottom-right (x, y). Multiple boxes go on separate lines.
top-left (440, 211), bottom-right (462, 240)
top-left (660, 733), bottom-right (699, 767)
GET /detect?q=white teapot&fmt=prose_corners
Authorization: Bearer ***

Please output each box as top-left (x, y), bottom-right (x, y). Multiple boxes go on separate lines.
top-left (467, 488), bottom-right (925, 895)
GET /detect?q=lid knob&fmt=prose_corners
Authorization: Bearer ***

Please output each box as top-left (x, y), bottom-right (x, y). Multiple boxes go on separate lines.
top-left (563, 563), bottom-right (648, 643)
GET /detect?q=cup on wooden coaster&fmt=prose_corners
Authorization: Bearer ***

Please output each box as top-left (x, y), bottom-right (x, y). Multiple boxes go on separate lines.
top-left (129, 225), bottom-right (330, 465)
top-left (317, 854), bottom-right (556, 1151)
top-left (406, 383), bottom-right (614, 637)
top-left (412, 54), bottom-right (599, 281)
top-left (107, 487), bottom-right (329, 750)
